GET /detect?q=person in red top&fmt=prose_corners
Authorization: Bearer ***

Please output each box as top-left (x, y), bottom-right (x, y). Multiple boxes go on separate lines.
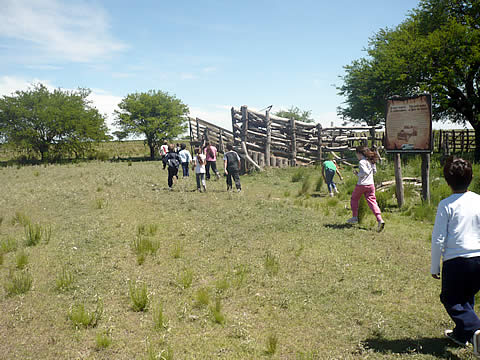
top-left (204, 142), bottom-right (220, 180)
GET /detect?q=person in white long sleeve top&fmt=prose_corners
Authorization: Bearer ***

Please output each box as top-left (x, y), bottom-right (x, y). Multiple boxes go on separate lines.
top-left (431, 156), bottom-right (480, 355)
top-left (346, 146), bottom-right (385, 232)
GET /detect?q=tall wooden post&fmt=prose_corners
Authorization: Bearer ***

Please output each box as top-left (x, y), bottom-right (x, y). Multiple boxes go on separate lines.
top-left (241, 105), bottom-right (249, 172)
top-left (369, 127), bottom-right (376, 148)
top-left (265, 109), bottom-right (271, 167)
top-left (394, 154), bottom-right (405, 207)
top-left (230, 107), bottom-right (238, 146)
top-left (421, 153), bottom-right (431, 203)
top-left (290, 118), bottom-right (297, 167)
top-left (196, 118), bottom-right (200, 141)
top-left (219, 129), bottom-right (225, 153)
top-left (316, 123), bottom-right (323, 163)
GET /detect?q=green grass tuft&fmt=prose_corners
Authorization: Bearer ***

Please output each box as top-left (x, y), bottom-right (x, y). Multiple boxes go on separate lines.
top-left (55, 266), bottom-right (75, 291)
top-left (265, 332), bottom-right (278, 355)
top-left (129, 281), bottom-right (148, 311)
top-left (15, 248), bottom-right (29, 269)
top-left (95, 329), bottom-right (112, 349)
top-left (68, 300), bottom-right (103, 328)
top-left (4, 270), bottom-right (33, 296)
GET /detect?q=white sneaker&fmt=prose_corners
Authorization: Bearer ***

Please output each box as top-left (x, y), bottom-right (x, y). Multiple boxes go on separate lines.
top-left (473, 329), bottom-right (480, 357)
top-left (346, 217), bottom-right (358, 224)
top-left (334, 188), bottom-right (339, 194)
top-left (329, 192), bottom-right (334, 197)
top-left (377, 221), bottom-right (385, 232)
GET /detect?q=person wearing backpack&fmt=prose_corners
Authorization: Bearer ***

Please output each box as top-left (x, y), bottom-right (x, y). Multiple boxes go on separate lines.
top-left (162, 144), bottom-right (181, 188)
top-left (223, 143), bottom-right (241, 192)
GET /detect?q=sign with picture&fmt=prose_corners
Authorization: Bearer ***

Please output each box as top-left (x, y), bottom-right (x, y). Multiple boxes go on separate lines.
top-left (385, 94), bottom-right (432, 153)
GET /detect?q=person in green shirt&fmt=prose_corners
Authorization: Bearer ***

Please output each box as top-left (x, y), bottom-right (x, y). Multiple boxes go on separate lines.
top-left (322, 157), bottom-right (343, 197)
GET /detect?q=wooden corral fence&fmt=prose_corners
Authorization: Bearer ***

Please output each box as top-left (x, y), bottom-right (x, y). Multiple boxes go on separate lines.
top-left (230, 105), bottom-right (383, 170)
top-left (188, 117), bottom-right (234, 153)
top-left (433, 129), bottom-right (476, 154)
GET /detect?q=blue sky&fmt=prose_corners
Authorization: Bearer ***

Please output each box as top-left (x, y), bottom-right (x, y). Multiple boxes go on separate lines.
top-left (3, 0), bottom-right (460, 132)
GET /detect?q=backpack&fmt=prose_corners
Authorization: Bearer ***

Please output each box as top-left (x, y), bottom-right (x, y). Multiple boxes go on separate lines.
top-left (167, 154), bottom-right (180, 168)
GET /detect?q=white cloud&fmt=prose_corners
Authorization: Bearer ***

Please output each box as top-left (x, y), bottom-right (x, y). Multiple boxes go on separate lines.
top-left (0, 0), bottom-right (127, 63)
top-left (0, 76), bottom-right (53, 95)
top-left (180, 73), bottom-right (197, 80)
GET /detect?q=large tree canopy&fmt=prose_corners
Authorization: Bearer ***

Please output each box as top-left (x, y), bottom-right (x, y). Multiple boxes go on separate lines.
top-left (114, 90), bottom-right (189, 159)
top-left (337, 0), bottom-right (480, 160)
top-left (0, 84), bottom-right (108, 160)
top-left (274, 106), bottom-right (314, 123)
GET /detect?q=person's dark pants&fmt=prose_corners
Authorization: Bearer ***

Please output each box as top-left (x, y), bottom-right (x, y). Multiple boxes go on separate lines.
top-left (181, 162), bottom-right (189, 177)
top-left (325, 168), bottom-right (336, 193)
top-left (440, 256), bottom-right (480, 343)
top-left (206, 161), bottom-right (218, 180)
top-left (167, 167), bottom-right (178, 188)
top-left (226, 167), bottom-right (241, 190)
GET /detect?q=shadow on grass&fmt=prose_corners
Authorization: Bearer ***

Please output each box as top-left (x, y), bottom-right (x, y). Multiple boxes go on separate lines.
top-left (324, 223), bottom-right (354, 230)
top-left (362, 336), bottom-right (464, 359)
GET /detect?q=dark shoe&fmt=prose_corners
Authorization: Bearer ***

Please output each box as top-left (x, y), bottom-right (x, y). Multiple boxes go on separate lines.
top-left (445, 329), bottom-right (468, 347)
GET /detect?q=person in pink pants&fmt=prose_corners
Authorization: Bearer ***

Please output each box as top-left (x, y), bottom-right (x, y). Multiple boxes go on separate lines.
top-left (347, 146), bottom-right (385, 232)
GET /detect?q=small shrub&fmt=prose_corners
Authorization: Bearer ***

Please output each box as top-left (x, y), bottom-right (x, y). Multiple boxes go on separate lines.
top-left (179, 269), bottom-right (193, 289)
top-left (55, 266), bottom-right (75, 291)
top-left (314, 176), bottom-right (323, 192)
top-left (4, 270), bottom-right (33, 296)
top-left (95, 198), bottom-right (105, 209)
top-left (95, 329), bottom-right (112, 349)
top-left (152, 300), bottom-right (167, 330)
top-left (15, 249), bottom-right (28, 269)
top-left (291, 168), bottom-right (306, 183)
top-left (233, 265), bottom-right (249, 288)
top-left (12, 211), bottom-right (31, 226)
top-left (69, 300), bottom-right (103, 328)
top-left (129, 281), bottom-right (148, 311)
top-left (171, 240), bottom-right (183, 259)
top-left (357, 196), bottom-right (368, 224)
top-left (137, 223), bottom-right (159, 236)
top-left (265, 251), bottom-right (280, 276)
top-left (265, 333), bottom-right (278, 355)
top-left (0, 236), bottom-right (18, 253)
top-left (215, 277), bottom-right (230, 293)
top-left (132, 236), bottom-right (160, 263)
top-left (24, 223), bottom-right (42, 246)
top-left (297, 176), bottom-right (312, 197)
top-left (325, 197), bottom-right (339, 208)
top-left (195, 287), bottom-right (210, 307)
top-left (210, 297), bottom-right (225, 325)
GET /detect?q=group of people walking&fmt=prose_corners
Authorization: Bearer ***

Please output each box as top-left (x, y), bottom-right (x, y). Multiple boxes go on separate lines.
top-left (160, 140), bottom-right (480, 356)
top-left (159, 141), bottom-right (242, 193)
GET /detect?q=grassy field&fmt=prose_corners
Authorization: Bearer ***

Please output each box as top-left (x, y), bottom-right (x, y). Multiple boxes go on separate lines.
top-left (1, 154), bottom-right (479, 359)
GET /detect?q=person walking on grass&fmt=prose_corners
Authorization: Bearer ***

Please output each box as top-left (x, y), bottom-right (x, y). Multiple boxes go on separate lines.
top-left (322, 156), bottom-right (343, 197)
top-left (178, 143), bottom-right (192, 178)
top-left (431, 157), bottom-right (480, 355)
top-left (223, 143), bottom-right (241, 192)
top-left (346, 146), bottom-right (385, 232)
top-left (193, 148), bottom-right (207, 192)
top-left (162, 144), bottom-right (181, 189)
top-left (160, 140), bottom-right (169, 170)
top-left (204, 142), bottom-right (220, 180)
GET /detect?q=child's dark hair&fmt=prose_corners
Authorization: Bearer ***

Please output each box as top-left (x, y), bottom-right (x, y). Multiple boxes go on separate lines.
top-left (226, 143), bottom-right (233, 151)
top-left (443, 156), bottom-right (472, 191)
top-left (180, 143), bottom-right (186, 150)
top-left (195, 148), bottom-right (204, 165)
top-left (356, 146), bottom-right (379, 164)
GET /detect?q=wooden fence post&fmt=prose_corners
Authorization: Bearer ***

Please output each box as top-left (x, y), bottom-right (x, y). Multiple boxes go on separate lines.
top-left (196, 118), bottom-right (200, 142)
top-left (265, 109), bottom-right (271, 167)
top-left (452, 130), bottom-right (456, 153)
top-left (231, 107), bottom-right (238, 146)
top-left (316, 123), bottom-right (323, 163)
top-left (369, 127), bottom-right (376, 148)
top-left (290, 118), bottom-right (297, 167)
top-left (241, 105), bottom-right (249, 172)
top-left (394, 154), bottom-right (405, 207)
top-left (219, 129), bottom-right (225, 153)
top-left (421, 153), bottom-right (431, 203)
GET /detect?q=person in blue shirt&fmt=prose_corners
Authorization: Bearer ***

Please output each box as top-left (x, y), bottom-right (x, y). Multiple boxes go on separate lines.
top-left (178, 143), bottom-right (192, 177)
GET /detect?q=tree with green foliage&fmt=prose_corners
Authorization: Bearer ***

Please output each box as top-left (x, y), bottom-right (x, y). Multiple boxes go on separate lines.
top-left (114, 90), bottom-right (189, 159)
top-left (0, 83), bottom-right (109, 161)
top-left (274, 106), bottom-right (314, 123)
top-left (337, 0), bottom-right (480, 160)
